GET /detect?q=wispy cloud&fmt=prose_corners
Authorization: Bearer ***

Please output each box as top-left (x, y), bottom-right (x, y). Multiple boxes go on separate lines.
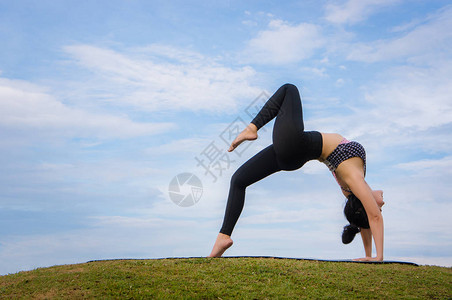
top-left (362, 65), bottom-right (452, 133)
top-left (0, 77), bottom-right (175, 140)
top-left (242, 20), bottom-right (325, 65)
top-left (309, 62), bottom-right (452, 160)
top-left (144, 137), bottom-right (210, 157)
top-left (324, 0), bottom-right (403, 25)
top-left (346, 5), bottom-right (452, 63)
top-left (63, 44), bottom-right (261, 113)
top-left (396, 156), bottom-right (452, 176)
top-left (309, 6), bottom-right (452, 153)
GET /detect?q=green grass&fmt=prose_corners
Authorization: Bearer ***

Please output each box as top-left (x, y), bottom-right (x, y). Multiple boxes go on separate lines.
top-left (0, 257), bottom-right (451, 299)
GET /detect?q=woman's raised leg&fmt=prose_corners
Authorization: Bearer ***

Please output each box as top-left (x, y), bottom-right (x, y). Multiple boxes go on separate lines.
top-left (229, 83), bottom-right (304, 153)
top-left (250, 84), bottom-right (306, 161)
top-left (251, 83), bottom-right (304, 133)
top-left (228, 123), bottom-right (258, 152)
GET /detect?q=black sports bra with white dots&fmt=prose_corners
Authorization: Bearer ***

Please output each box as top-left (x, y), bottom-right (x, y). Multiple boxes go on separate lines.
top-left (323, 138), bottom-right (366, 193)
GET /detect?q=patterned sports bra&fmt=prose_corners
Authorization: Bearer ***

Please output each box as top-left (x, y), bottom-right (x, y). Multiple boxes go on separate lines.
top-left (323, 138), bottom-right (367, 193)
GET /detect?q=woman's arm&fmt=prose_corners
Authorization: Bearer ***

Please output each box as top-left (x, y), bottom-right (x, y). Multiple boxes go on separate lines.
top-left (360, 228), bottom-right (372, 257)
top-left (348, 177), bottom-right (384, 261)
top-left (341, 188), bottom-right (377, 258)
top-left (360, 190), bottom-right (384, 258)
top-left (340, 167), bottom-right (384, 261)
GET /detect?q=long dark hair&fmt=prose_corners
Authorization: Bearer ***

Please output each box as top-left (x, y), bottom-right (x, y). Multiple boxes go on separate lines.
top-left (342, 194), bottom-right (369, 244)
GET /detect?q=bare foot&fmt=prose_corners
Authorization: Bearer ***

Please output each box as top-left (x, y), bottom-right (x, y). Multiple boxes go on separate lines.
top-left (372, 190), bottom-right (385, 209)
top-left (208, 233), bottom-right (233, 257)
top-left (228, 123), bottom-right (258, 152)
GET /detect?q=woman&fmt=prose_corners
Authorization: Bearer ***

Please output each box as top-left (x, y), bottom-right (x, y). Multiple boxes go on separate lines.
top-left (208, 84), bottom-right (385, 261)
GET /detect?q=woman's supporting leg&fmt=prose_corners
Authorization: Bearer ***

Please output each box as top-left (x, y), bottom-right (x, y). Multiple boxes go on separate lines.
top-left (209, 145), bottom-right (281, 257)
top-left (220, 145), bottom-right (281, 236)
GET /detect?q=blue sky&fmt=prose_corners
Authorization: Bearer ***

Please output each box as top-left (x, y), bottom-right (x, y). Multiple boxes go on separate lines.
top-left (1, 0), bottom-right (451, 274)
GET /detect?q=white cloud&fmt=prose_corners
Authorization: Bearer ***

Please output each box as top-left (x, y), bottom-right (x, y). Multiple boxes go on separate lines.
top-left (324, 0), bottom-right (403, 25)
top-left (309, 59), bottom-right (452, 155)
top-left (144, 137), bottom-right (210, 156)
top-left (0, 77), bottom-right (175, 140)
top-left (396, 156), bottom-right (452, 177)
top-left (242, 20), bottom-right (325, 65)
top-left (381, 164), bottom-right (452, 255)
top-left (63, 44), bottom-right (261, 113)
top-left (335, 78), bottom-right (345, 87)
top-left (363, 63), bottom-right (452, 132)
top-left (346, 6), bottom-right (452, 63)
top-left (241, 207), bottom-right (340, 225)
top-left (242, 20), bottom-right (258, 27)
top-left (300, 66), bottom-right (328, 78)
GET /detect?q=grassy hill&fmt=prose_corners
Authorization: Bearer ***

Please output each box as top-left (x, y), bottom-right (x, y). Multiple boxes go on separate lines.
top-left (0, 257), bottom-right (451, 299)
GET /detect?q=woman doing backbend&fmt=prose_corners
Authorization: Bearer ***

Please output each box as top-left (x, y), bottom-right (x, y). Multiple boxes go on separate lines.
top-left (208, 83), bottom-right (385, 261)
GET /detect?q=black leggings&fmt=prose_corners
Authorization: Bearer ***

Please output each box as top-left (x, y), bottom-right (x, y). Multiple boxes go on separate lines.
top-left (220, 84), bottom-right (323, 235)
